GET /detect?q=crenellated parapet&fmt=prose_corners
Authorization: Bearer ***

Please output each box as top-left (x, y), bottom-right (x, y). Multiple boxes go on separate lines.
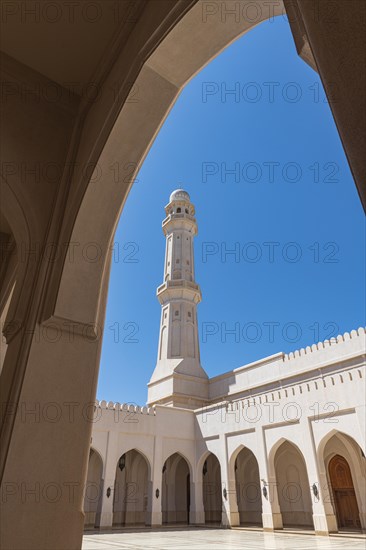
top-left (97, 329), bottom-right (365, 412)
top-left (208, 327), bottom-right (366, 404)
top-left (283, 327), bottom-right (365, 362)
top-left (95, 400), bottom-right (156, 416)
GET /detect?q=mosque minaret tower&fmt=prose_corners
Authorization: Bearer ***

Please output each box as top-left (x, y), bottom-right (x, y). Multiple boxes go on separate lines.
top-left (147, 189), bottom-right (208, 409)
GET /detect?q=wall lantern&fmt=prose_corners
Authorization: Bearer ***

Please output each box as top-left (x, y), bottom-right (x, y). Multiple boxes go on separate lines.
top-left (162, 464), bottom-right (166, 474)
top-left (223, 488), bottom-right (227, 500)
top-left (203, 460), bottom-right (208, 476)
top-left (155, 488), bottom-right (160, 499)
top-left (261, 480), bottom-right (268, 499)
top-left (118, 454), bottom-right (126, 472)
top-left (106, 487), bottom-right (111, 498)
top-left (312, 483), bottom-right (319, 498)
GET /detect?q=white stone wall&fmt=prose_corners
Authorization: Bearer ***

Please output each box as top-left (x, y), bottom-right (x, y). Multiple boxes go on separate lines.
top-left (88, 328), bottom-right (366, 534)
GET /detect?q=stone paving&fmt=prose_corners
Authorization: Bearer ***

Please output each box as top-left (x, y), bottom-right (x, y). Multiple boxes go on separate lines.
top-left (82, 527), bottom-right (366, 549)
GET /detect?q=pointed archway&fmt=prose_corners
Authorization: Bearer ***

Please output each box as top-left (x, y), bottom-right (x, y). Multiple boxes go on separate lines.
top-left (162, 453), bottom-right (191, 524)
top-left (113, 449), bottom-right (149, 527)
top-left (274, 440), bottom-right (313, 529)
top-left (320, 432), bottom-right (366, 532)
top-left (83, 449), bottom-right (103, 529)
top-left (234, 448), bottom-right (262, 526)
top-left (202, 453), bottom-right (222, 524)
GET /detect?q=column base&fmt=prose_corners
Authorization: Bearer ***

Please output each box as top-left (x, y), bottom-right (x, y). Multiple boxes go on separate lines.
top-left (99, 511), bottom-right (113, 529)
top-left (149, 511), bottom-right (162, 526)
top-left (1, 506), bottom-right (85, 550)
top-left (313, 513), bottom-right (337, 534)
top-left (262, 512), bottom-right (283, 530)
top-left (221, 509), bottom-right (239, 527)
top-left (190, 510), bottom-right (205, 524)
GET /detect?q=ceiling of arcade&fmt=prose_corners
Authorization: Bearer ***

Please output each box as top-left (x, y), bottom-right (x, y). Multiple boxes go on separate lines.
top-left (0, 0), bottom-right (146, 93)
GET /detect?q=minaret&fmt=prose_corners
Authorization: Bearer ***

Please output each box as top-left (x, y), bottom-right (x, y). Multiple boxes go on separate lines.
top-left (147, 189), bottom-right (208, 409)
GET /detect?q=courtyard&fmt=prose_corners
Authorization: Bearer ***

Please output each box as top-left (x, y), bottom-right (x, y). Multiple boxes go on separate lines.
top-left (82, 528), bottom-right (366, 550)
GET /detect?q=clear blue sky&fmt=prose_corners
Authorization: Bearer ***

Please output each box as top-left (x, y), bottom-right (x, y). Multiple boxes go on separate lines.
top-left (97, 16), bottom-right (365, 405)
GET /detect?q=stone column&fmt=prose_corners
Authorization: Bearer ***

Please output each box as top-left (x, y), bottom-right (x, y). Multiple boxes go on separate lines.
top-left (148, 435), bottom-right (162, 526)
top-left (256, 430), bottom-right (283, 531)
top-left (220, 436), bottom-right (239, 527)
top-left (98, 429), bottom-right (118, 529)
top-left (0, 322), bottom-right (106, 549)
top-left (302, 422), bottom-right (337, 535)
top-left (189, 476), bottom-right (205, 525)
top-left (0, 241), bottom-right (113, 550)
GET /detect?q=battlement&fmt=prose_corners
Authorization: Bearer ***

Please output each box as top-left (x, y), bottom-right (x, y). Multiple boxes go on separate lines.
top-left (95, 400), bottom-right (156, 416)
top-left (283, 327), bottom-right (365, 362)
top-left (97, 329), bottom-right (365, 412)
top-left (208, 327), bottom-right (366, 402)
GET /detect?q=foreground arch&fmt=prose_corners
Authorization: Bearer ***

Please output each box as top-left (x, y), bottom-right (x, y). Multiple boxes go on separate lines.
top-left (1, 1), bottom-right (365, 548)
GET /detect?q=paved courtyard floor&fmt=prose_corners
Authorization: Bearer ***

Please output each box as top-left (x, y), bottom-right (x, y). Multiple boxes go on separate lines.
top-left (82, 527), bottom-right (366, 550)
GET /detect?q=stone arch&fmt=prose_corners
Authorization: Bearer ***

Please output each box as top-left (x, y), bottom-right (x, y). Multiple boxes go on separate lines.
top-left (162, 450), bottom-right (194, 479)
top-left (83, 448), bottom-right (103, 529)
top-left (113, 449), bottom-right (150, 527)
top-left (0, 174), bottom-right (38, 323)
top-left (233, 447), bottom-right (262, 526)
top-left (162, 452), bottom-right (192, 524)
top-left (202, 452), bottom-right (222, 524)
top-left (0, 173), bottom-right (38, 400)
top-left (50, 4), bottom-right (286, 336)
top-left (117, 446), bottom-right (152, 480)
top-left (270, 439), bottom-right (313, 529)
top-left (196, 449), bottom-right (213, 475)
top-left (317, 429), bottom-right (365, 464)
top-left (14, 8), bottom-right (299, 539)
top-left (2, 1), bottom-right (365, 547)
top-left (228, 443), bottom-right (258, 473)
top-left (318, 431), bottom-right (366, 531)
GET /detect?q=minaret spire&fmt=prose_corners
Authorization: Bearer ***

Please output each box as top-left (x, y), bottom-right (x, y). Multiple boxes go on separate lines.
top-left (147, 189), bottom-right (208, 409)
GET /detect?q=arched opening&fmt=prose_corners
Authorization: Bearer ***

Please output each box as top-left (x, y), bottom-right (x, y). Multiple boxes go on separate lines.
top-left (113, 449), bottom-right (149, 527)
top-left (1, 0), bottom-right (365, 547)
top-left (202, 453), bottom-right (222, 524)
top-left (322, 432), bottom-right (365, 532)
top-left (83, 449), bottom-right (103, 529)
top-left (234, 448), bottom-right (262, 526)
top-left (274, 441), bottom-right (313, 529)
top-left (162, 453), bottom-right (190, 524)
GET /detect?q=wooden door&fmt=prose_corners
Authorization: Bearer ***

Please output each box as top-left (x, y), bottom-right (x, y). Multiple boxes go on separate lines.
top-left (329, 454), bottom-right (361, 530)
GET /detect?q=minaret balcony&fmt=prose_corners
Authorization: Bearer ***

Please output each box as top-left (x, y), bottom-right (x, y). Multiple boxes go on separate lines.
top-left (156, 279), bottom-right (202, 303)
top-left (163, 213), bottom-right (195, 222)
top-left (158, 279), bottom-right (199, 291)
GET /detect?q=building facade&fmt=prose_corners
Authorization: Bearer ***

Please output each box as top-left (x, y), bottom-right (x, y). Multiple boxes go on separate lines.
top-left (86, 191), bottom-right (366, 536)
